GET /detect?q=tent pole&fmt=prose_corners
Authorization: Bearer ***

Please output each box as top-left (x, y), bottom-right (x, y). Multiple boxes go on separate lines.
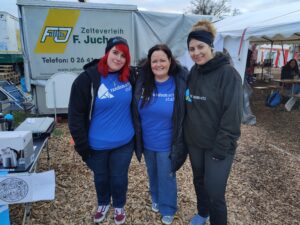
top-left (281, 41), bottom-right (286, 66)
top-left (52, 81), bottom-right (57, 122)
top-left (291, 44), bottom-right (297, 60)
top-left (265, 41), bottom-right (274, 79)
top-left (269, 41), bottom-right (273, 62)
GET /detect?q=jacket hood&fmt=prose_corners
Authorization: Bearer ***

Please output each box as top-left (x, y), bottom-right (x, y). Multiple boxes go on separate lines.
top-left (83, 58), bottom-right (100, 70)
top-left (196, 52), bottom-right (231, 74)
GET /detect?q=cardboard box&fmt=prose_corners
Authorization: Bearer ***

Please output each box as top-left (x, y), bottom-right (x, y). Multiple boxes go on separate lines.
top-left (0, 131), bottom-right (34, 171)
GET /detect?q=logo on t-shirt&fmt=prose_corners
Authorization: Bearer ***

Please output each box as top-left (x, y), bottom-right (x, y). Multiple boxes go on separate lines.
top-left (98, 84), bottom-right (114, 99)
top-left (185, 88), bottom-right (206, 102)
top-left (185, 89), bottom-right (192, 102)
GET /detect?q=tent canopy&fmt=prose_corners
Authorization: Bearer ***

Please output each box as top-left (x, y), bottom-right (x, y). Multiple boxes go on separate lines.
top-left (215, 2), bottom-right (300, 43)
top-left (214, 2), bottom-right (300, 80)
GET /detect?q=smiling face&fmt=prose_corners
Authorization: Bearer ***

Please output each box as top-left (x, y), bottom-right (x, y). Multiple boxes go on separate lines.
top-left (150, 50), bottom-right (171, 82)
top-left (188, 39), bottom-right (214, 65)
top-left (107, 46), bottom-right (126, 72)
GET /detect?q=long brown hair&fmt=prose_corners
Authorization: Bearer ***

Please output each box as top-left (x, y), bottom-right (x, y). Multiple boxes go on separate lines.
top-left (141, 44), bottom-right (180, 107)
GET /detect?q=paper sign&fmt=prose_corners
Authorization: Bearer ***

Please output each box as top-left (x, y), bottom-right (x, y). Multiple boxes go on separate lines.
top-left (0, 170), bottom-right (55, 205)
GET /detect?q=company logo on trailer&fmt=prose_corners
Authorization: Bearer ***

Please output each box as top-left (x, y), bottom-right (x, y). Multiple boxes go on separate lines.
top-left (41, 27), bottom-right (73, 43)
top-left (35, 9), bottom-right (80, 53)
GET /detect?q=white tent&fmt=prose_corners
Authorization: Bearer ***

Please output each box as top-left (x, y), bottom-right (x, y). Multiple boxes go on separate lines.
top-left (214, 2), bottom-right (300, 81)
top-left (17, 0), bottom-right (215, 114)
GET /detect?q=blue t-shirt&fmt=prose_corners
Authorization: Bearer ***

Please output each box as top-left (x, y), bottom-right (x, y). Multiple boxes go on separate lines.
top-left (88, 72), bottom-right (134, 150)
top-left (138, 76), bottom-right (175, 151)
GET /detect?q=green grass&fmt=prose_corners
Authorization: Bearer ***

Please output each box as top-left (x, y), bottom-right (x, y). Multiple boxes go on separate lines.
top-left (12, 111), bottom-right (33, 127)
top-left (52, 128), bottom-right (63, 137)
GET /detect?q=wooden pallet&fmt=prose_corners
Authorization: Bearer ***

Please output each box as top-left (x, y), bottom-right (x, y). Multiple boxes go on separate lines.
top-left (0, 71), bottom-right (16, 77)
top-left (0, 65), bottom-right (14, 68)
top-left (0, 65), bottom-right (19, 84)
top-left (0, 65), bottom-right (14, 73)
top-left (9, 77), bottom-right (20, 84)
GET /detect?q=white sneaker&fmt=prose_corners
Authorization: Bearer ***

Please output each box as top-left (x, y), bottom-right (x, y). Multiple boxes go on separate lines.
top-left (114, 208), bottom-right (126, 225)
top-left (93, 205), bottom-right (110, 223)
top-left (162, 215), bottom-right (174, 225)
top-left (151, 202), bottom-right (159, 212)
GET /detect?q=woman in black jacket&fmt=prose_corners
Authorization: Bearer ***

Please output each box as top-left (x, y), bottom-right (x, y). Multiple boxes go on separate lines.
top-left (281, 59), bottom-right (300, 94)
top-left (68, 36), bottom-right (134, 225)
top-left (281, 59), bottom-right (299, 80)
top-left (133, 44), bottom-right (188, 225)
top-left (184, 21), bottom-right (243, 225)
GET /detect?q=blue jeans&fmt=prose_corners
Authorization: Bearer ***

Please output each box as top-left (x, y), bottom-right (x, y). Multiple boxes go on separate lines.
top-left (86, 140), bottom-right (133, 208)
top-left (144, 149), bottom-right (177, 216)
top-left (292, 84), bottom-right (300, 94)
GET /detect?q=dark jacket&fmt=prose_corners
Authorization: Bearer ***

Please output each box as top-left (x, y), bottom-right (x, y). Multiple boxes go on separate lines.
top-left (281, 64), bottom-right (299, 80)
top-left (184, 52), bottom-right (243, 160)
top-left (133, 66), bottom-right (188, 172)
top-left (68, 59), bottom-right (136, 159)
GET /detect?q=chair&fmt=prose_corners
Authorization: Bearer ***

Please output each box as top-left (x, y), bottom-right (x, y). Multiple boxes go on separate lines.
top-left (0, 80), bottom-right (34, 113)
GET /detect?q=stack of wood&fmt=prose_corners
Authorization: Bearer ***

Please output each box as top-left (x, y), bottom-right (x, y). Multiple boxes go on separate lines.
top-left (0, 65), bottom-right (19, 84)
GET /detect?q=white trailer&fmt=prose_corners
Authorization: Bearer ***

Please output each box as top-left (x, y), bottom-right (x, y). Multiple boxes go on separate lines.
top-left (0, 11), bottom-right (23, 64)
top-left (17, 0), bottom-right (214, 114)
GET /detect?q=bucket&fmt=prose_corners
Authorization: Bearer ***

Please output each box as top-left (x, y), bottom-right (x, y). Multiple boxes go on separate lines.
top-left (20, 76), bottom-right (28, 92)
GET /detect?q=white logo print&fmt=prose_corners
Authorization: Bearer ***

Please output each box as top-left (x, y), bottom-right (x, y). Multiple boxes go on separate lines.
top-left (98, 84), bottom-right (114, 99)
top-left (41, 27), bottom-right (73, 43)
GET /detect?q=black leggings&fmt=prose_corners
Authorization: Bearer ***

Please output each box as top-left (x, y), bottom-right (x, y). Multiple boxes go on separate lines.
top-left (188, 145), bottom-right (234, 225)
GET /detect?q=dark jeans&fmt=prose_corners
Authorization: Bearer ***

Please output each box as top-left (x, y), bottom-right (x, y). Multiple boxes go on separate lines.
top-left (188, 145), bottom-right (234, 225)
top-left (86, 140), bottom-right (134, 208)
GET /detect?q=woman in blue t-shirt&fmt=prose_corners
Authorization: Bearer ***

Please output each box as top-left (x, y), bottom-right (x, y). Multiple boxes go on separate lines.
top-left (68, 36), bottom-right (134, 225)
top-left (133, 44), bottom-right (188, 225)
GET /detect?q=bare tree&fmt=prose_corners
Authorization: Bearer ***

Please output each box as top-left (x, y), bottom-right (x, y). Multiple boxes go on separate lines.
top-left (231, 8), bottom-right (242, 16)
top-left (189, 0), bottom-right (231, 17)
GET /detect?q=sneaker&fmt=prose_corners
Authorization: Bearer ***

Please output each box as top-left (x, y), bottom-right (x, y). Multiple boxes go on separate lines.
top-left (114, 208), bottom-right (126, 225)
top-left (189, 214), bottom-right (209, 225)
top-left (162, 215), bottom-right (174, 225)
top-left (94, 205), bottom-right (110, 223)
top-left (151, 202), bottom-right (159, 212)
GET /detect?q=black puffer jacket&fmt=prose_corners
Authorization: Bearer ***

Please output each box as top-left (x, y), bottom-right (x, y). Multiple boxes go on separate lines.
top-left (68, 59), bottom-right (137, 159)
top-left (133, 66), bottom-right (188, 172)
top-left (184, 52), bottom-right (243, 159)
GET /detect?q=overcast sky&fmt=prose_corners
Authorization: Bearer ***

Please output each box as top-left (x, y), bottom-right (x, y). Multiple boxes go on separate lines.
top-left (2, 0), bottom-right (300, 17)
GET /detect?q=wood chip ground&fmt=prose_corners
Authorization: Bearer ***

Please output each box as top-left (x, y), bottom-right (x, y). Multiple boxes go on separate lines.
top-left (10, 89), bottom-right (300, 225)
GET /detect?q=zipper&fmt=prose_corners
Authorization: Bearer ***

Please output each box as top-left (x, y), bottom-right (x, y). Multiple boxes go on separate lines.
top-left (89, 83), bottom-right (94, 121)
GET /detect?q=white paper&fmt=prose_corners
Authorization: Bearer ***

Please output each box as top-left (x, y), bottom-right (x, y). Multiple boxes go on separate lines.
top-left (0, 170), bottom-right (55, 205)
top-left (285, 97), bottom-right (296, 111)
